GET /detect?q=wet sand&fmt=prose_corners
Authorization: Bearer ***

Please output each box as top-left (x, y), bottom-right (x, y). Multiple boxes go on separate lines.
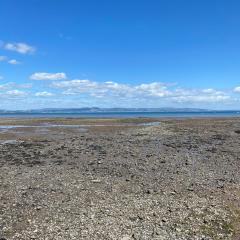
top-left (1, 118), bottom-right (240, 239)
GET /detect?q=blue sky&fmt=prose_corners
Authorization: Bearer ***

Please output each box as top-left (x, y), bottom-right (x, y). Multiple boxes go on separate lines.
top-left (0, 0), bottom-right (240, 109)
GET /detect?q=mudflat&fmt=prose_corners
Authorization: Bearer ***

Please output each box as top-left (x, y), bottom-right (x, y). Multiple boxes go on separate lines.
top-left (1, 118), bottom-right (240, 240)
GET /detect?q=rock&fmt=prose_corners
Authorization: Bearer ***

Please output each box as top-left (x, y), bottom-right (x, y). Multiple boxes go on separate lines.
top-left (121, 236), bottom-right (132, 240)
top-left (161, 218), bottom-right (167, 223)
top-left (146, 189), bottom-right (153, 194)
top-left (175, 227), bottom-right (181, 232)
top-left (187, 187), bottom-right (194, 192)
top-left (91, 179), bottom-right (101, 183)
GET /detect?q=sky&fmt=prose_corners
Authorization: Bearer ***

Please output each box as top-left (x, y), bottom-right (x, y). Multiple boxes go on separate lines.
top-left (0, 0), bottom-right (240, 110)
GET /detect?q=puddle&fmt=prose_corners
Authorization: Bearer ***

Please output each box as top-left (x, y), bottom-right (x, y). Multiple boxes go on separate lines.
top-left (138, 122), bottom-right (160, 126)
top-left (0, 140), bottom-right (24, 145)
top-left (0, 121), bottom-right (160, 133)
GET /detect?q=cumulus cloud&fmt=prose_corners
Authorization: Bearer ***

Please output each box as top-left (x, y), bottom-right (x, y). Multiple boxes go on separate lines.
top-left (0, 76), bottom-right (236, 107)
top-left (30, 72), bottom-right (67, 80)
top-left (169, 88), bottom-right (230, 103)
top-left (0, 81), bottom-right (32, 101)
top-left (8, 59), bottom-right (21, 65)
top-left (234, 86), bottom-right (240, 93)
top-left (35, 91), bottom-right (54, 97)
top-left (4, 42), bottom-right (36, 54)
top-left (170, 93), bottom-right (230, 103)
top-left (51, 79), bottom-right (231, 104)
top-left (136, 82), bottom-right (170, 97)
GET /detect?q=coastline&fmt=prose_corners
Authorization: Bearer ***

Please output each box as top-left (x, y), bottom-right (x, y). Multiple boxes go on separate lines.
top-left (0, 110), bottom-right (240, 119)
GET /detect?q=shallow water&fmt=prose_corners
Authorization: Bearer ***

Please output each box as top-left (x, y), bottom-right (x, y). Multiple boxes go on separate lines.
top-left (0, 122), bottom-right (160, 131)
top-left (138, 122), bottom-right (161, 126)
top-left (0, 111), bottom-right (240, 118)
top-left (0, 140), bottom-right (24, 145)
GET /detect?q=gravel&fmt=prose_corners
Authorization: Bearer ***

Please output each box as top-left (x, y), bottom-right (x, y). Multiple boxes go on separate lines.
top-left (0, 118), bottom-right (240, 239)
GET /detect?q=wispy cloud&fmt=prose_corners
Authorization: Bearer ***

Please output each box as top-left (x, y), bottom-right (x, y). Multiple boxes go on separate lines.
top-left (0, 82), bottom-right (30, 100)
top-left (59, 33), bottom-right (73, 40)
top-left (4, 89), bottom-right (27, 98)
top-left (30, 72), bottom-right (67, 80)
top-left (0, 56), bottom-right (7, 61)
top-left (0, 82), bottom-right (32, 90)
top-left (8, 59), bottom-right (21, 65)
top-left (35, 91), bottom-right (54, 97)
top-left (0, 56), bottom-right (21, 65)
top-left (4, 42), bottom-right (36, 54)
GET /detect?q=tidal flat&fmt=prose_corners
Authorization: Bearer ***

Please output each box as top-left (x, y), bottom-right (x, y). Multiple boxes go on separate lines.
top-left (1, 118), bottom-right (240, 239)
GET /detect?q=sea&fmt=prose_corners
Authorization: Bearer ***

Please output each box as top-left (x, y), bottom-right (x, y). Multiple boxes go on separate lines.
top-left (0, 111), bottom-right (240, 118)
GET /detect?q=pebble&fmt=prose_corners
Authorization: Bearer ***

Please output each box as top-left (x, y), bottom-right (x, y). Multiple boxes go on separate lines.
top-left (121, 236), bottom-right (132, 240)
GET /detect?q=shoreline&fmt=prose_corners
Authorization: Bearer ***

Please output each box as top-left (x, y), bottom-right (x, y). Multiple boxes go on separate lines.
top-left (0, 110), bottom-right (239, 120)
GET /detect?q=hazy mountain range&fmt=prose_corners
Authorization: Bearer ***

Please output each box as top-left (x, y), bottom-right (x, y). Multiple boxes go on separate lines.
top-left (0, 108), bottom-right (238, 114)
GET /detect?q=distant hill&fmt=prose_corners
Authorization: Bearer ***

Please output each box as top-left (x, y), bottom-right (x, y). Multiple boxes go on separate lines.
top-left (0, 107), bottom-right (224, 114)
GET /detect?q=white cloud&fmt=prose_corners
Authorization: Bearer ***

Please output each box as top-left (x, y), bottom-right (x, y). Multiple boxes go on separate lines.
top-left (53, 80), bottom-right (100, 96)
top-left (202, 88), bottom-right (215, 94)
top-left (234, 86), bottom-right (240, 93)
top-left (51, 79), bottom-right (232, 104)
top-left (35, 91), bottom-right (54, 97)
top-left (4, 42), bottom-right (36, 54)
top-left (0, 56), bottom-right (7, 61)
top-left (136, 82), bottom-right (170, 97)
top-left (0, 56), bottom-right (20, 65)
top-left (0, 83), bottom-right (13, 90)
top-left (6, 89), bottom-right (26, 97)
top-left (18, 83), bottom-right (33, 89)
top-left (30, 72), bottom-right (67, 80)
top-left (52, 80), bottom-right (134, 97)
top-left (8, 59), bottom-right (21, 65)
top-left (0, 82), bottom-right (32, 90)
top-left (169, 88), bottom-right (230, 103)
top-left (170, 94), bottom-right (230, 103)
top-left (0, 76), bottom-right (237, 108)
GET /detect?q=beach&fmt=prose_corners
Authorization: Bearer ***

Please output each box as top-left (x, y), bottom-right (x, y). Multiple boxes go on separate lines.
top-left (1, 118), bottom-right (240, 239)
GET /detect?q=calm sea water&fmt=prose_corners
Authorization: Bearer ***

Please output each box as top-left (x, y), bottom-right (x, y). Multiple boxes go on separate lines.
top-left (0, 111), bottom-right (239, 118)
